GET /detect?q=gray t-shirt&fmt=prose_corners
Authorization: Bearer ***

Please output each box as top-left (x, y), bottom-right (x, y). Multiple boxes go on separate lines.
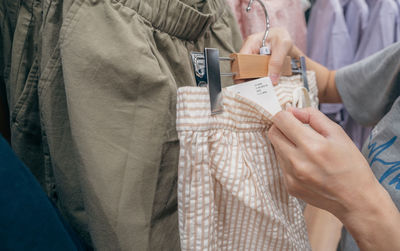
top-left (335, 42), bottom-right (400, 251)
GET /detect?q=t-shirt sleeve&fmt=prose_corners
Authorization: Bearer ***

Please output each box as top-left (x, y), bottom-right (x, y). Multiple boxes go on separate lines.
top-left (335, 42), bottom-right (400, 126)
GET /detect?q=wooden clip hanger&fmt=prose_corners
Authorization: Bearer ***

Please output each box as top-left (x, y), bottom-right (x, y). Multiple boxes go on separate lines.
top-left (229, 53), bottom-right (293, 80)
top-left (189, 0), bottom-right (309, 115)
top-left (189, 48), bottom-right (307, 115)
top-left (229, 0), bottom-right (292, 80)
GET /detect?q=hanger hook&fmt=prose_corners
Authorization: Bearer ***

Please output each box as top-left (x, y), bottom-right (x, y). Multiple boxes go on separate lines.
top-left (246, 0), bottom-right (270, 54)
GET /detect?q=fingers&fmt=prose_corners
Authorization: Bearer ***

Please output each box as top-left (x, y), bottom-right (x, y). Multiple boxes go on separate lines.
top-left (267, 28), bottom-right (293, 85)
top-left (239, 32), bottom-right (263, 54)
top-left (275, 153), bottom-right (296, 188)
top-left (272, 110), bottom-right (323, 147)
top-left (287, 107), bottom-right (339, 137)
top-left (239, 28), bottom-right (294, 85)
top-left (269, 126), bottom-right (301, 195)
top-left (268, 124), bottom-right (296, 154)
top-left (267, 41), bottom-right (291, 85)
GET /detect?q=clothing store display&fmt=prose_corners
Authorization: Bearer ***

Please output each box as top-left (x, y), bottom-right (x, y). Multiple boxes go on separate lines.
top-left (0, 135), bottom-right (84, 251)
top-left (0, 0), bottom-right (46, 188)
top-left (353, 0), bottom-right (399, 61)
top-left (0, 0), bottom-right (242, 249)
top-left (5, 0), bottom-right (399, 250)
top-left (336, 42), bottom-right (400, 251)
top-left (39, 0), bottom-right (92, 244)
top-left (307, 0), bottom-right (352, 69)
top-left (342, 0), bottom-right (369, 56)
top-left (227, 0), bottom-right (307, 52)
top-left (307, 0), bottom-right (352, 144)
top-left (323, 0), bottom-right (371, 150)
top-left (176, 73), bottom-right (318, 251)
top-left (397, 0), bottom-right (400, 41)
top-left (307, 0), bottom-right (372, 150)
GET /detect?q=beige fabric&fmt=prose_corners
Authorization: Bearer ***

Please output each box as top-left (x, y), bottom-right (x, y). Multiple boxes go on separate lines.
top-left (227, 0), bottom-right (307, 52)
top-left (28, 0), bottom-right (242, 249)
top-left (176, 73), bottom-right (317, 250)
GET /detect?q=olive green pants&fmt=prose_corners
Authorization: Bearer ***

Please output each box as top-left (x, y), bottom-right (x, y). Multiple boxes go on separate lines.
top-left (3, 0), bottom-right (242, 249)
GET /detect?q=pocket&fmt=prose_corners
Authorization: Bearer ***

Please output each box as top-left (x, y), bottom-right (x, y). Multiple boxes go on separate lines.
top-left (152, 140), bottom-right (179, 215)
top-left (11, 59), bottom-right (41, 133)
top-left (58, 0), bottom-right (85, 46)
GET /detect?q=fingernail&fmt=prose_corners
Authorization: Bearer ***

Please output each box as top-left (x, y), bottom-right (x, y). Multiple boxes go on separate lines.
top-left (269, 74), bottom-right (279, 85)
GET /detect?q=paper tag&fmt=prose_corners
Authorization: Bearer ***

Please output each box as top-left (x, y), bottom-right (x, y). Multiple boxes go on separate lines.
top-left (227, 77), bottom-right (282, 115)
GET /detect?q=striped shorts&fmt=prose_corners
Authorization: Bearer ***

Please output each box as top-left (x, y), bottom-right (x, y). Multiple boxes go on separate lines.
top-left (176, 73), bottom-right (318, 250)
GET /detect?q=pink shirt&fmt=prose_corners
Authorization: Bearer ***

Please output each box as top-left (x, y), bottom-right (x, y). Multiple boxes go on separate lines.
top-left (227, 0), bottom-right (307, 52)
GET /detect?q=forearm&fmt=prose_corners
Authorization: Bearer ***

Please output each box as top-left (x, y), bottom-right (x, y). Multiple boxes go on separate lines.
top-left (270, 105), bottom-right (400, 250)
top-left (339, 181), bottom-right (400, 251)
top-left (290, 46), bottom-right (341, 103)
top-left (241, 30), bottom-right (342, 103)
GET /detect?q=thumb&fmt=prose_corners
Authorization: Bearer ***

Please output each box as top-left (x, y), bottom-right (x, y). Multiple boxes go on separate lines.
top-left (266, 28), bottom-right (293, 85)
top-left (287, 107), bottom-right (337, 137)
top-left (267, 40), bottom-right (291, 85)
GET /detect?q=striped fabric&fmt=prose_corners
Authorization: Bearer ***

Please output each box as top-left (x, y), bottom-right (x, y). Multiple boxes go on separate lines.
top-left (176, 73), bottom-right (318, 251)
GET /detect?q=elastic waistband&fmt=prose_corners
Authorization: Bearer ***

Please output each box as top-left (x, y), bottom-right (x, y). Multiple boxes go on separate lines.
top-left (176, 72), bottom-right (319, 132)
top-left (176, 87), bottom-right (273, 132)
top-left (113, 0), bottom-right (226, 41)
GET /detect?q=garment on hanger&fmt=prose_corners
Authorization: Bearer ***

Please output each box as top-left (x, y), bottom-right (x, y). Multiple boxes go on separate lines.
top-left (307, 0), bottom-right (372, 150)
top-left (341, 0), bottom-right (369, 56)
top-left (353, 0), bottom-right (399, 61)
top-left (177, 73), bottom-right (318, 251)
top-left (0, 0), bottom-right (45, 189)
top-left (227, 0), bottom-right (307, 52)
top-left (307, 0), bottom-right (350, 140)
top-left (0, 0), bottom-right (243, 249)
top-left (396, 0), bottom-right (400, 42)
top-left (307, 0), bottom-right (353, 69)
top-left (346, 0), bottom-right (400, 149)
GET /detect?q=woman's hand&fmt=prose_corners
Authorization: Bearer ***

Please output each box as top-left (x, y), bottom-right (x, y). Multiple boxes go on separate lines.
top-left (240, 28), bottom-right (300, 85)
top-left (239, 28), bottom-right (341, 103)
top-left (269, 107), bottom-right (400, 251)
top-left (269, 107), bottom-right (375, 215)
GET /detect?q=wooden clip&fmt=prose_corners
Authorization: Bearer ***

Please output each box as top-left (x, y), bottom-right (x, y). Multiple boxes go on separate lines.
top-left (229, 53), bottom-right (292, 80)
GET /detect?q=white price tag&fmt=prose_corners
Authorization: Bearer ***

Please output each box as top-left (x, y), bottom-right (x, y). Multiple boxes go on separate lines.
top-left (227, 77), bottom-right (282, 116)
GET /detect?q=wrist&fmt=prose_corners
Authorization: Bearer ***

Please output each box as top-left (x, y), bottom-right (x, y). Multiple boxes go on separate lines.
top-left (339, 178), bottom-right (386, 223)
top-left (320, 70), bottom-right (341, 103)
top-left (289, 45), bottom-right (304, 59)
top-left (289, 46), bottom-right (341, 103)
top-left (339, 181), bottom-right (400, 250)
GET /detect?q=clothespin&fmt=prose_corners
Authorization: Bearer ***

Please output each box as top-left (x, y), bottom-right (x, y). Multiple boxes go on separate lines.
top-left (190, 48), bottom-right (232, 115)
top-left (291, 56), bottom-right (309, 91)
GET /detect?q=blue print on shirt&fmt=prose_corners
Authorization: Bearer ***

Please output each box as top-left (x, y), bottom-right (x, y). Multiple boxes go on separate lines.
top-left (367, 135), bottom-right (400, 190)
